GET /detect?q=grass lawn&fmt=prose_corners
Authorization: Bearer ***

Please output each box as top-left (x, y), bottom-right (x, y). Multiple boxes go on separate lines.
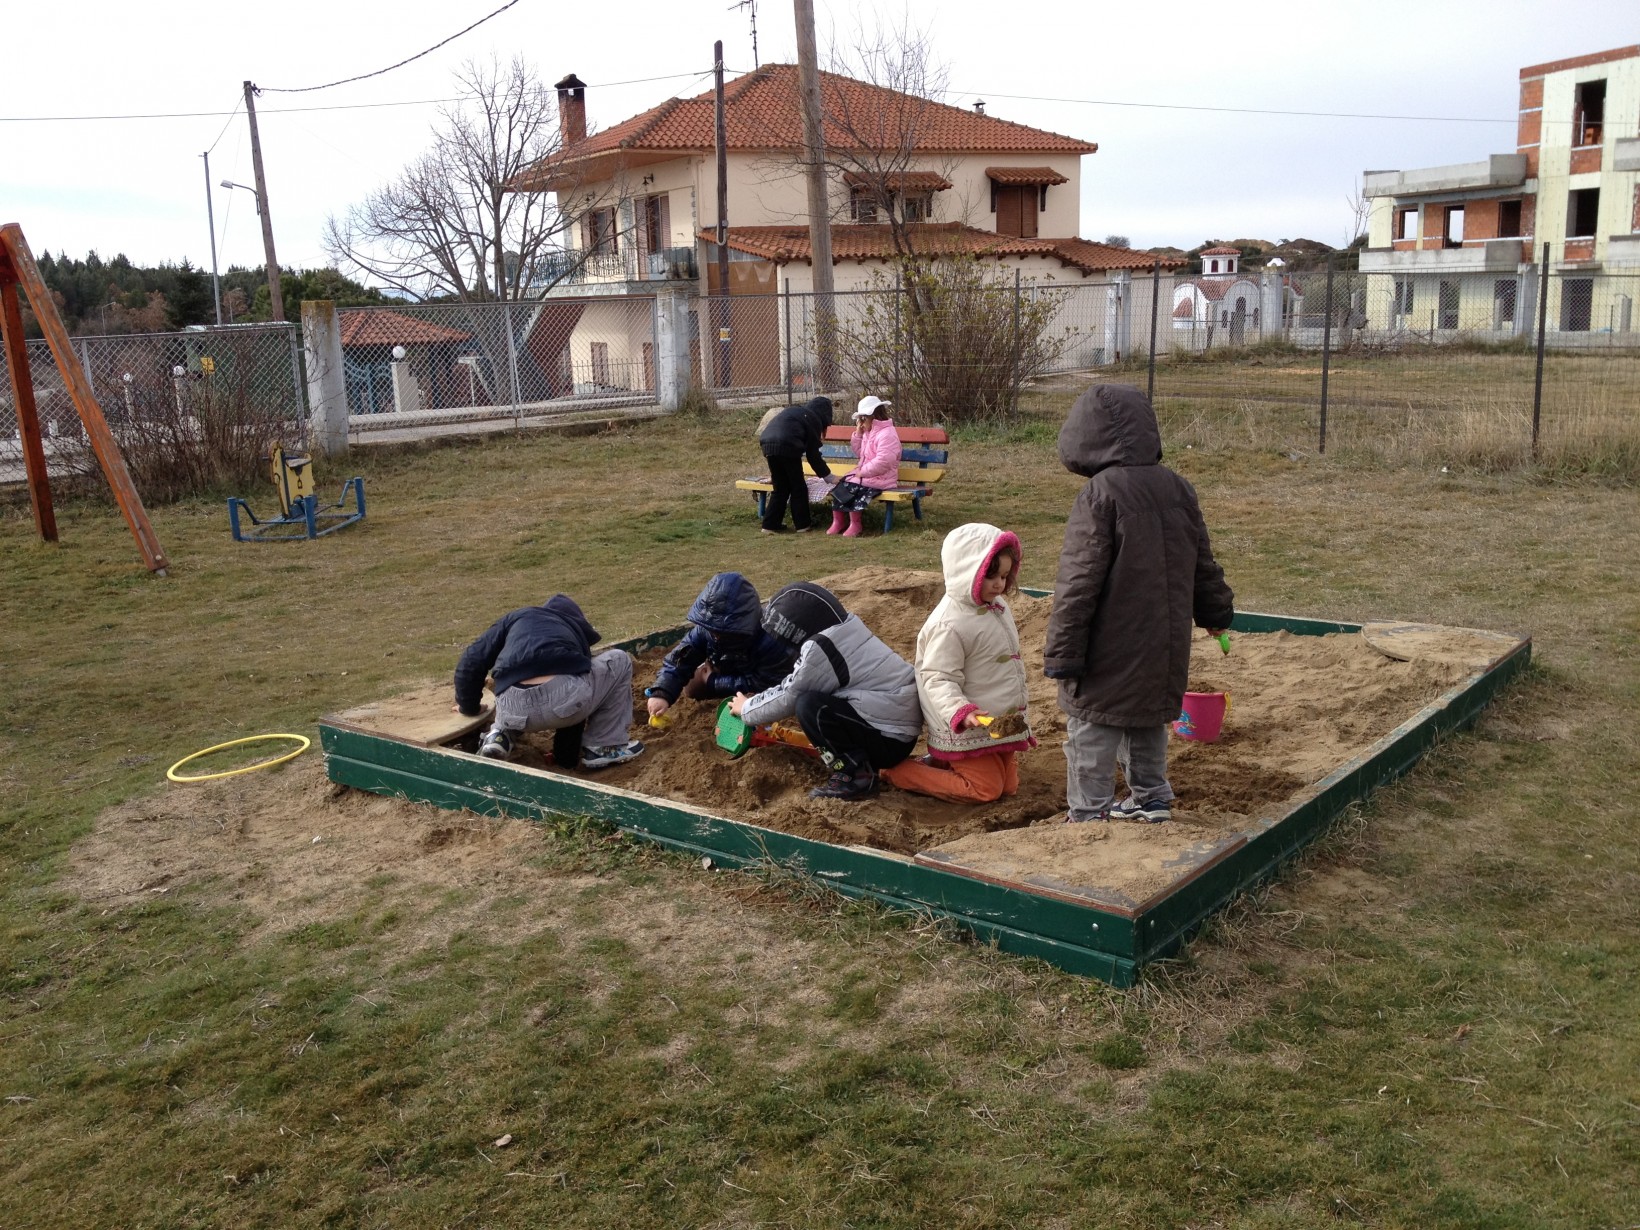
top-left (2, 382), bottom-right (1638, 1229)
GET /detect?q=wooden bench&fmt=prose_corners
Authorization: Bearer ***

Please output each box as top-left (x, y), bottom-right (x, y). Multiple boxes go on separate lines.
top-left (735, 424), bottom-right (949, 533)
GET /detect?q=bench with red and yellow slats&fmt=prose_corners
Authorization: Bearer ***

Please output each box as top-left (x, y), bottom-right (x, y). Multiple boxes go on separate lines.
top-left (734, 424), bottom-right (949, 533)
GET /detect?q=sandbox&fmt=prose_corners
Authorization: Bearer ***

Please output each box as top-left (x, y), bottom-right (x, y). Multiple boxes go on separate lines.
top-left (319, 569), bottom-right (1529, 985)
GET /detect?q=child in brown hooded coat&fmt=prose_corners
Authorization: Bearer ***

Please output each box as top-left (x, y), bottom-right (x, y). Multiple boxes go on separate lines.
top-left (1043, 385), bottom-right (1235, 823)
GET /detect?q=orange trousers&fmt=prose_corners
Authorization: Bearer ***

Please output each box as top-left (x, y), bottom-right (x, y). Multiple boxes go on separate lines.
top-left (881, 750), bottom-right (1018, 804)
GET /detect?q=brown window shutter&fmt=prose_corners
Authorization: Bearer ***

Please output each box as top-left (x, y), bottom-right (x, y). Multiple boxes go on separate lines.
top-left (1022, 189), bottom-right (1038, 239)
top-left (996, 186), bottom-right (1021, 237)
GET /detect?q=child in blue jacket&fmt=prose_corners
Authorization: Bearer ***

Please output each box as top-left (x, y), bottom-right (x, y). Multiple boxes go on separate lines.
top-left (644, 573), bottom-right (798, 719)
top-left (454, 594), bottom-right (644, 769)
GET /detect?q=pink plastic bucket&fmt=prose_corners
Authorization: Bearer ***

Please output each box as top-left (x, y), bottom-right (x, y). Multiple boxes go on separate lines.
top-left (1173, 691), bottom-right (1229, 742)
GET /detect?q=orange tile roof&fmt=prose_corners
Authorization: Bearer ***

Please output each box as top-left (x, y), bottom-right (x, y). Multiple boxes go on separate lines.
top-left (1178, 277), bottom-right (1259, 302)
top-left (842, 170), bottom-right (953, 191)
top-left (703, 224), bottom-right (1184, 274)
top-left (338, 310), bottom-right (473, 347)
top-left (516, 64), bottom-right (1096, 188)
top-left (1199, 245), bottom-right (1242, 256)
top-left (984, 166), bottom-right (1069, 186)
top-left (1050, 238), bottom-right (1184, 273)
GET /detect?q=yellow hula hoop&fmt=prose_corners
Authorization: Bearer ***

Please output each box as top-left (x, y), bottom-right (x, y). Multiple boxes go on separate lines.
top-left (167, 733), bottom-right (312, 783)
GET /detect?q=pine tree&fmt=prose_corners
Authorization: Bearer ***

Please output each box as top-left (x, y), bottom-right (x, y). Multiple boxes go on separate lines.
top-left (166, 260), bottom-right (212, 329)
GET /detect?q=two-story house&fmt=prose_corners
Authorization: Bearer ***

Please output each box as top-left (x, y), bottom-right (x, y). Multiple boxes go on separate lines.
top-left (1361, 45), bottom-right (1640, 336)
top-left (509, 65), bottom-right (1173, 393)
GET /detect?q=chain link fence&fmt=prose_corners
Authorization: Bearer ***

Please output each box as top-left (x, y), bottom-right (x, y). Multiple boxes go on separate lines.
top-left (1, 323), bottom-right (306, 497)
top-left (7, 259), bottom-right (1635, 487)
top-left (336, 298), bottom-right (665, 438)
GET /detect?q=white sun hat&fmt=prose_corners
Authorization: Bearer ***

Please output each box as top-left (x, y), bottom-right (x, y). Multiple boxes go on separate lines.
top-left (854, 395), bottom-right (892, 417)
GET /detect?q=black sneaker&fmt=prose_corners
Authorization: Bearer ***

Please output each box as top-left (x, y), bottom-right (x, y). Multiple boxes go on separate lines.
top-left (810, 767), bottom-right (876, 800)
top-left (1110, 796), bottom-right (1172, 823)
top-left (581, 740), bottom-right (644, 770)
top-left (477, 730), bottom-right (514, 760)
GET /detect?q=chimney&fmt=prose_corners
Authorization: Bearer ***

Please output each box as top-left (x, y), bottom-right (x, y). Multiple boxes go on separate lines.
top-left (973, 99), bottom-right (986, 115)
top-left (555, 73), bottom-right (587, 145)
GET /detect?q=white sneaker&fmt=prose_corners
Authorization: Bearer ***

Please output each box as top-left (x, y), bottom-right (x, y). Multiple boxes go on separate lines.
top-left (580, 740), bottom-right (644, 770)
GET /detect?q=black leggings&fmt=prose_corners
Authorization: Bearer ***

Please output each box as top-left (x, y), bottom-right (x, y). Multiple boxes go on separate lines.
top-left (762, 452), bottom-right (811, 530)
top-left (794, 692), bottom-right (917, 772)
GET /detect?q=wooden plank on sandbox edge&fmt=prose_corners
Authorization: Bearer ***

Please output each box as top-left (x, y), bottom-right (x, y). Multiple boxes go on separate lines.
top-left (1124, 630), bottom-right (1532, 967)
top-left (318, 722), bottom-right (1144, 984)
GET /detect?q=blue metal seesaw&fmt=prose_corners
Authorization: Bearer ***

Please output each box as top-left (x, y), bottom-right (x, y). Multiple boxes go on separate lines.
top-left (228, 442), bottom-right (365, 542)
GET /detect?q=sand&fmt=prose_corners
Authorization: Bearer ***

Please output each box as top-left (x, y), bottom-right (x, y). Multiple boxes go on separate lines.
top-left (443, 567), bottom-right (1505, 904)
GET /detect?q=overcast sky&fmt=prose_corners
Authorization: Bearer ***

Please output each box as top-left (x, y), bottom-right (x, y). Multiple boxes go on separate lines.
top-left (4, 0), bottom-right (1635, 279)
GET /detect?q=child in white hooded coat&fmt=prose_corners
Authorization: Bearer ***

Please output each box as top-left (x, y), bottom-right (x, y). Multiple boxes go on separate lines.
top-left (880, 522), bottom-right (1034, 803)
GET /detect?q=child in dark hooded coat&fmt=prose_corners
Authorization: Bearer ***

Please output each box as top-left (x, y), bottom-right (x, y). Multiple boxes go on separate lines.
top-left (757, 396), bottom-right (836, 533)
top-left (644, 572), bottom-right (798, 719)
top-left (1044, 384), bottom-right (1235, 823)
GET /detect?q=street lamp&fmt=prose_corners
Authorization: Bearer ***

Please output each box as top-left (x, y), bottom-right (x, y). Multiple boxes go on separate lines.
top-left (220, 180), bottom-right (261, 214)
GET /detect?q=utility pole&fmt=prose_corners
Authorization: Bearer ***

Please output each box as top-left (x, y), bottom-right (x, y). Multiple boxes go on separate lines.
top-left (243, 80), bottom-right (285, 322)
top-left (202, 152), bottom-right (223, 325)
top-left (793, 0), bottom-right (837, 390)
top-left (714, 40), bottom-right (732, 387)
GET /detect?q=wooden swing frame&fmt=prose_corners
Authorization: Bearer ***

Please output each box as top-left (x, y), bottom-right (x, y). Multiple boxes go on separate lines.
top-left (0, 222), bottom-right (169, 574)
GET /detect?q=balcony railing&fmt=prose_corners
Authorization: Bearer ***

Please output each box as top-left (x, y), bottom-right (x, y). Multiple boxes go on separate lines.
top-left (529, 246), bottom-right (698, 293)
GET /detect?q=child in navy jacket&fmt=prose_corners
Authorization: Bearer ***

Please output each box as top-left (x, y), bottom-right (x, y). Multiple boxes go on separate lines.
top-left (455, 594), bottom-right (643, 770)
top-left (644, 573), bottom-right (798, 719)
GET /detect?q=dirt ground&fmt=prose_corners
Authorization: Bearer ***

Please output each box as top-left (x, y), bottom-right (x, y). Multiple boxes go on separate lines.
top-left (68, 567), bottom-right (1504, 917)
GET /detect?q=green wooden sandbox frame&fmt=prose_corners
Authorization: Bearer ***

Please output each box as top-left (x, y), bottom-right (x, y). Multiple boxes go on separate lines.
top-left (319, 599), bottom-right (1530, 986)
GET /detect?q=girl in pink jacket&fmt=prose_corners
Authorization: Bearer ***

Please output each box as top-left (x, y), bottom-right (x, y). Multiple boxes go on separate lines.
top-left (826, 395), bottom-right (903, 537)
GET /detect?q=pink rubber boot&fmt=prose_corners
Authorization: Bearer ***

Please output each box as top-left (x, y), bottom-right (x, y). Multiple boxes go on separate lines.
top-left (826, 509), bottom-right (848, 535)
top-left (842, 511), bottom-right (864, 538)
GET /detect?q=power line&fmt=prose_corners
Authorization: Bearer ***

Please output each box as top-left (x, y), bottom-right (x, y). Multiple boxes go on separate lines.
top-left (1, 97), bottom-right (461, 123)
top-left (203, 95), bottom-right (243, 155)
top-left (0, 72), bottom-right (715, 124)
top-left (258, 0), bottom-right (524, 94)
top-left (948, 88), bottom-right (1516, 125)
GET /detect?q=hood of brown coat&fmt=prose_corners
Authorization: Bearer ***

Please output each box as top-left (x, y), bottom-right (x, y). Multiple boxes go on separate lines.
top-left (1058, 384), bottom-right (1163, 477)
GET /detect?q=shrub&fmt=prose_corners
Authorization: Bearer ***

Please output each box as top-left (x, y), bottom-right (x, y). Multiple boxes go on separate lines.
top-left (54, 329), bottom-right (307, 503)
top-left (825, 257), bottom-right (1070, 426)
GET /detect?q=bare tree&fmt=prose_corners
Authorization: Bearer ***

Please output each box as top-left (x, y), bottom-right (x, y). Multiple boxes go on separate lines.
top-left (817, 20), bottom-right (956, 261)
top-left (1344, 184), bottom-right (1371, 249)
top-left (325, 57), bottom-right (591, 303)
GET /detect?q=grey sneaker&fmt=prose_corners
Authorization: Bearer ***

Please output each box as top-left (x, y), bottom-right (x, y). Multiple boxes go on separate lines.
top-left (1064, 809), bottom-right (1111, 823)
top-left (477, 729), bottom-right (515, 761)
top-left (581, 740), bottom-right (644, 770)
top-left (1110, 796), bottom-right (1172, 823)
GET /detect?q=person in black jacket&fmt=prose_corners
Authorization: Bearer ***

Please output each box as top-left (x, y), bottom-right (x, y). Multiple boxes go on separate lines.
top-left (758, 395), bottom-right (837, 533)
top-left (454, 595), bottom-right (644, 769)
